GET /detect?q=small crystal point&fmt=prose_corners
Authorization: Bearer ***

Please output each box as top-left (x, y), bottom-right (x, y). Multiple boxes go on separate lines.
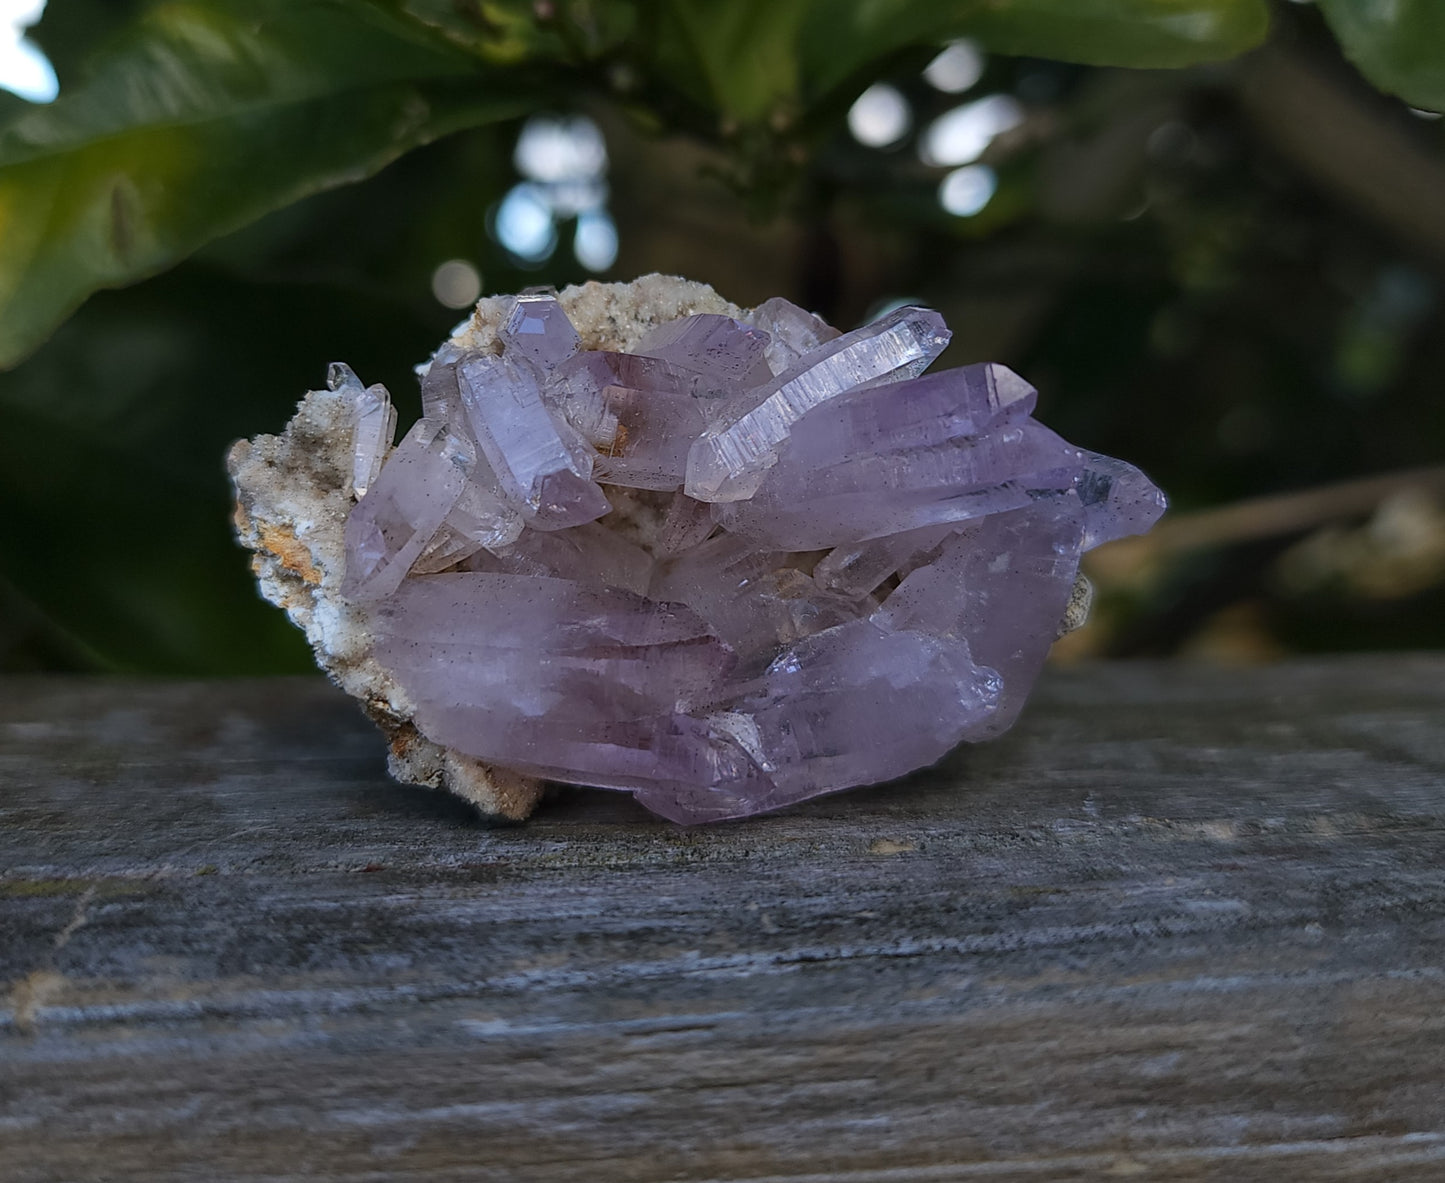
top-left (420, 344), bottom-right (463, 422)
top-left (745, 297), bottom-right (841, 375)
top-left (413, 468), bottom-right (524, 574)
top-left (1070, 450), bottom-right (1169, 548)
top-left (327, 362), bottom-right (363, 392)
top-left (656, 493), bottom-right (717, 556)
top-left (684, 304), bottom-right (951, 503)
top-left (349, 382), bottom-right (397, 501)
top-left (499, 294), bottom-right (582, 370)
top-left (343, 419), bottom-right (474, 601)
top-left (458, 353), bottom-right (611, 529)
top-left (325, 362), bottom-right (399, 500)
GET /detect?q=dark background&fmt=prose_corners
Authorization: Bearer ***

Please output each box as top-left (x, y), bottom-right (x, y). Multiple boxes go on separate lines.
top-left (1, 0), bottom-right (1442, 673)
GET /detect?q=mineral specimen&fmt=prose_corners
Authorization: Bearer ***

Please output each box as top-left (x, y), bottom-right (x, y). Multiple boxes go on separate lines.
top-left (228, 275), bottom-right (1165, 824)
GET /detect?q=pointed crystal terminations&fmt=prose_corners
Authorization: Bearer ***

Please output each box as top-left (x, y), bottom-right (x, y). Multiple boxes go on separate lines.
top-left (458, 352), bottom-right (611, 530)
top-left (343, 419), bottom-right (476, 601)
top-left (543, 351), bottom-right (707, 490)
top-left (745, 297), bottom-right (841, 375)
top-left (713, 363), bottom-right (1069, 549)
top-left (684, 304), bottom-right (951, 503)
top-left (328, 362), bottom-right (397, 500)
top-left (500, 292), bottom-right (582, 370)
top-left (334, 287), bottom-right (1166, 822)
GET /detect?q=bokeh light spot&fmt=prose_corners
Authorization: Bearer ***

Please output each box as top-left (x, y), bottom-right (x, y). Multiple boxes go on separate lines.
top-left (0, 0), bottom-right (57, 103)
top-left (574, 209), bottom-right (619, 273)
top-left (923, 40), bottom-right (984, 95)
top-left (919, 95), bottom-right (1023, 168)
top-left (514, 115), bottom-right (608, 184)
top-left (848, 83), bottom-right (912, 148)
top-left (493, 183), bottom-right (558, 263)
top-left (939, 165), bottom-right (997, 217)
top-left (431, 259), bottom-right (482, 309)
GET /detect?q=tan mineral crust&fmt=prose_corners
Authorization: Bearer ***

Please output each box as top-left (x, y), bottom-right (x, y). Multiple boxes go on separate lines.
top-left (226, 273), bottom-right (1091, 822)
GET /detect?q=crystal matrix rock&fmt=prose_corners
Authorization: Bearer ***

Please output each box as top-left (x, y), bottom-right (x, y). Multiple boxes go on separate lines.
top-left (229, 275), bottom-right (1166, 824)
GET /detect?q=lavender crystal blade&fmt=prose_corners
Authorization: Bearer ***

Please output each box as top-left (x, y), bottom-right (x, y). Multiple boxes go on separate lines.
top-left (458, 353), bottom-right (610, 529)
top-left (713, 368), bottom-right (1084, 549)
top-left (633, 313), bottom-right (773, 391)
top-left (684, 305), bottom-right (951, 503)
top-left (634, 620), bottom-right (999, 820)
top-left (875, 507), bottom-right (1083, 738)
top-left (715, 424), bottom-right (1072, 550)
top-left (343, 419), bottom-right (474, 601)
top-left (371, 573), bottom-right (743, 788)
top-left (544, 351), bottom-right (706, 490)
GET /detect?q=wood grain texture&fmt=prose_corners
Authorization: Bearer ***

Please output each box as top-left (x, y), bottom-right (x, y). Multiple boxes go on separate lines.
top-left (2, 658), bottom-right (1444, 1181)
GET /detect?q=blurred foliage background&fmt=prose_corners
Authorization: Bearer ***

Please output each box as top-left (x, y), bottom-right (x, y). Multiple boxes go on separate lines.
top-left (1, 0), bottom-right (1443, 674)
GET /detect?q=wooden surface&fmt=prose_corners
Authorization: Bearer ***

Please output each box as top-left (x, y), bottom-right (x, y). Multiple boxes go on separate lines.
top-left (2, 658), bottom-right (1445, 1181)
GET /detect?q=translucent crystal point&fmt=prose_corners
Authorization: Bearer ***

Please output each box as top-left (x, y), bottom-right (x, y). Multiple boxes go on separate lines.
top-left (684, 305), bottom-right (951, 503)
top-left (637, 620), bottom-right (998, 820)
top-left (499, 293), bottom-right (581, 370)
top-left (544, 351), bottom-right (706, 490)
top-left (713, 367), bottom-right (1070, 549)
top-left (419, 344), bottom-right (463, 422)
top-left (458, 352), bottom-right (610, 529)
top-left (328, 363), bottom-right (398, 500)
top-left (343, 419), bottom-right (475, 601)
top-left (656, 493), bottom-right (717, 556)
top-left (745, 297), bottom-right (841, 375)
top-left (1070, 450), bottom-right (1169, 548)
top-left (413, 469), bottom-right (525, 575)
top-left (875, 507), bottom-right (1084, 738)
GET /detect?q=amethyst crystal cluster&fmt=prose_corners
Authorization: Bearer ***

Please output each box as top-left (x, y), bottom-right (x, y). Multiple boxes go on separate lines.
top-left (337, 292), bottom-right (1164, 822)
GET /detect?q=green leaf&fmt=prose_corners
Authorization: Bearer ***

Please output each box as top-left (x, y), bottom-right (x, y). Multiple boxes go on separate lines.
top-left (650, 0), bottom-right (809, 123)
top-left (0, 0), bottom-right (540, 370)
top-left (1318, 0), bottom-right (1445, 113)
top-left (644, 0), bottom-right (1269, 127)
top-left (798, 0), bottom-right (1271, 107)
top-left (380, 0), bottom-right (636, 65)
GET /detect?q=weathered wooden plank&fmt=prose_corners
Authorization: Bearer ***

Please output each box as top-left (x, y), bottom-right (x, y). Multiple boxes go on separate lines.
top-left (2, 658), bottom-right (1444, 1181)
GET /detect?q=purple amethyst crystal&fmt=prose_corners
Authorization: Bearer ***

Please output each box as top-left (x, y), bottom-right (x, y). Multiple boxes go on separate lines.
top-left (340, 292), bottom-right (1166, 822)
